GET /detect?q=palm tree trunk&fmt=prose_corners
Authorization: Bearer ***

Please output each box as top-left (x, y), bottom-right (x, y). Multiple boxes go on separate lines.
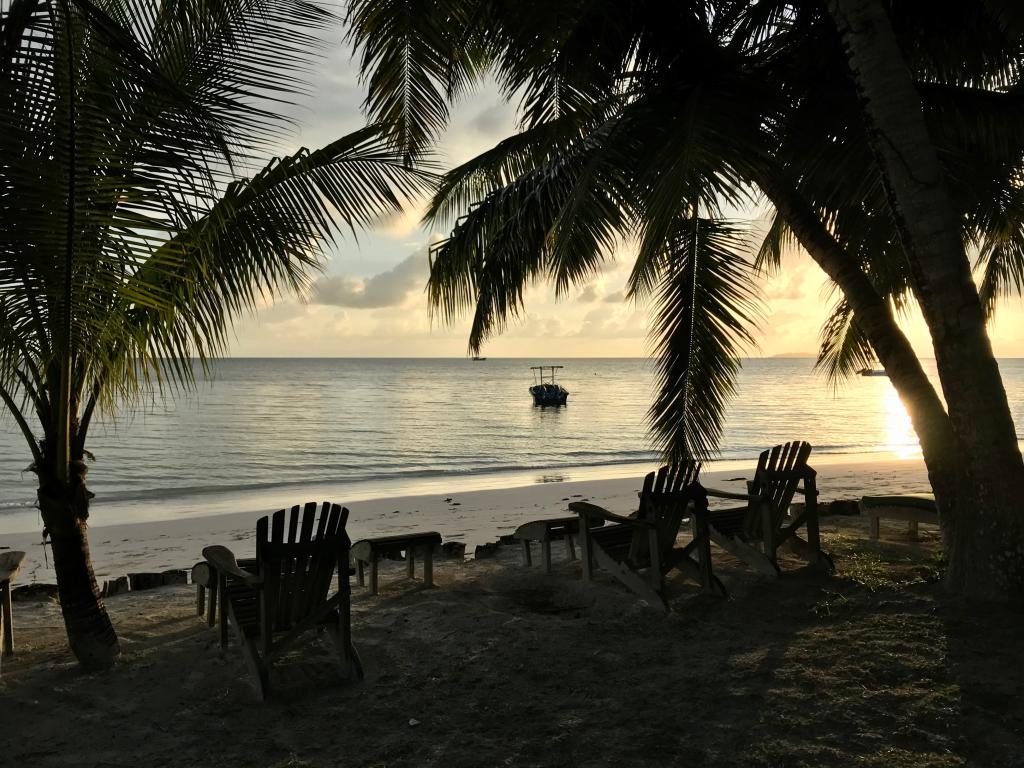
top-left (38, 465), bottom-right (120, 670)
top-left (761, 174), bottom-right (963, 539)
top-left (828, 0), bottom-right (1024, 600)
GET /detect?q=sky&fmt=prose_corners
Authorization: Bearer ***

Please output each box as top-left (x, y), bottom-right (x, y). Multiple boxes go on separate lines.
top-left (228, 25), bottom-right (1024, 359)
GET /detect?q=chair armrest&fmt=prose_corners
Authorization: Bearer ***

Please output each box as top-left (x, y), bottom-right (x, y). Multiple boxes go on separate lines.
top-left (704, 487), bottom-right (762, 502)
top-left (0, 550), bottom-right (26, 584)
top-left (568, 502), bottom-right (654, 529)
top-left (202, 546), bottom-right (262, 585)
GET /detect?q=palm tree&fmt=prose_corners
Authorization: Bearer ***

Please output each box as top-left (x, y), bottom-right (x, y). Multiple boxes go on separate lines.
top-left (344, 0), bottom-right (1024, 600)
top-left (0, 0), bottom-right (431, 669)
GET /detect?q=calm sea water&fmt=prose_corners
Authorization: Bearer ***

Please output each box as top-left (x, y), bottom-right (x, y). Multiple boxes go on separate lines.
top-left (1, 357), bottom-right (1022, 531)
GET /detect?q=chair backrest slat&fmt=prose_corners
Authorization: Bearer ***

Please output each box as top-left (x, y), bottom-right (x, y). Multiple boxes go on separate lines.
top-left (298, 502), bottom-right (336, 620)
top-left (287, 501), bottom-right (319, 626)
top-left (253, 501), bottom-right (350, 642)
top-left (630, 460), bottom-right (703, 564)
top-left (277, 505), bottom-right (301, 621)
top-left (745, 441), bottom-right (813, 540)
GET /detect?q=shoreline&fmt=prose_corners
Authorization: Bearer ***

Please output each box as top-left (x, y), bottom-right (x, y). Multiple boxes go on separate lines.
top-left (0, 447), bottom-right (924, 535)
top-left (1, 453), bottom-right (931, 584)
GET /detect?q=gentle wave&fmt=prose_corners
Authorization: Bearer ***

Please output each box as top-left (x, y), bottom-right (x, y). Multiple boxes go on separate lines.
top-left (1, 357), bottom-right (1021, 522)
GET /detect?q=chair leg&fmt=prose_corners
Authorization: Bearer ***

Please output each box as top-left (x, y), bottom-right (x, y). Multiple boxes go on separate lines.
top-left (709, 526), bottom-right (780, 577)
top-left (196, 584), bottom-right (206, 617)
top-left (693, 506), bottom-right (716, 594)
top-left (240, 637), bottom-right (269, 701)
top-left (1, 581), bottom-right (13, 657)
top-left (760, 501), bottom-right (775, 565)
top-left (565, 535), bottom-right (576, 561)
top-left (218, 576), bottom-right (229, 649)
top-left (541, 539), bottom-right (552, 575)
top-left (326, 619), bottom-right (363, 682)
top-left (579, 521), bottom-right (593, 583)
top-left (369, 558), bottom-right (379, 596)
top-left (423, 548), bottom-right (434, 588)
top-left (406, 549), bottom-right (415, 580)
top-left (521, 540), bottom-right (533, 566)
top-left (207, 574), bottom-right (219, 628)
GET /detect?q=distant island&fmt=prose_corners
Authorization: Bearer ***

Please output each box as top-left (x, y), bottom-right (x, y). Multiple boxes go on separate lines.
top-left (767, 352), bottom-right (817, 359)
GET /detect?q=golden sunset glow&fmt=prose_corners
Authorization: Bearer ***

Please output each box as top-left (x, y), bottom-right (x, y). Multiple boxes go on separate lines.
top-left (883, 384), bottom-right (920, 459)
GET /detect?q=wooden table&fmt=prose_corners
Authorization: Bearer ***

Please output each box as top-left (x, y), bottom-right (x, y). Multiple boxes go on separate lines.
top-left (860, 494), bottom-right (939, 539)
top-left (512, 516), bottom-right (605, 574)
top-left (1, 551), bottom-right (26, 675)
top-left (351, 532), bottom-right (442, 595)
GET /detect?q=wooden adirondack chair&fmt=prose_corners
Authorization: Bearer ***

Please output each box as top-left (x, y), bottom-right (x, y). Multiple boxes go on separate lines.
top-left (704, 442), bottom-right (834, 576)
top-left (569, 463), bottom-right (725, 609)
top-left (202, 501), bottom-right (362, 700)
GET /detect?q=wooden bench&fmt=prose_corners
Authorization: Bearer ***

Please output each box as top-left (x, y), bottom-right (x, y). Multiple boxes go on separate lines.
top-left (351, 532), bottom-right (442, 595)
top-left (512, 516), bottom-right (605, 574)
top-left (1, 551), bottom-right (26, 676)
top-left (860, 494), bottom-right (939, 539)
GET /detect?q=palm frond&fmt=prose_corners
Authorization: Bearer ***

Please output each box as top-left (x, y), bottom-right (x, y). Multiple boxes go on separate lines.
top-left (648, 216), bottom-right (762, 461)
top-left (814, 296), bottom-right (877, 384)
top-left (345, 0), bottom-right (487, 164)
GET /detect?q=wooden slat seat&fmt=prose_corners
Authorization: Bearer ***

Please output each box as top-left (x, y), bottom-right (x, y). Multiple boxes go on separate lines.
top-left (860, 494), bottom-right (938, 539)
top-left (512, 515), bottom-right (605, 573)
top-left (571, 463), bottom-right (725, 608)
top-left (0, 551), bottom-right (26, 676)
top-left (351, 531), bottom-right (442, 595)
top-left (704, 442), bottom-right (834, 577)
top-left (201, 501), bottom-right (362, 700)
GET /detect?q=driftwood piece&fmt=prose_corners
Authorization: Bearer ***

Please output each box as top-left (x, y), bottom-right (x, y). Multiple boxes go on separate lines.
top-left (102, 576), bottom-right (130, 597)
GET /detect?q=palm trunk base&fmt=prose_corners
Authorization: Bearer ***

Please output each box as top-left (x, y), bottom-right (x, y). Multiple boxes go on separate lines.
top-left (943, 501), bottom-right (1024, 602)
top-left (40, 492), bottom-right (120, 670)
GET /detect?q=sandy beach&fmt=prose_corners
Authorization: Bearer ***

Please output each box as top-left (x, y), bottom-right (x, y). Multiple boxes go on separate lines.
top-left (2, 454), bottom-right (932, 584)
top-left (9, 454), bottom-right (1022, 767)
top-left (3, 504), bottom-right (1023, 767)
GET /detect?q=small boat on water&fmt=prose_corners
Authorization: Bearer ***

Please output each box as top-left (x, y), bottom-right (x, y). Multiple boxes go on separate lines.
top-left (530, 365), bottom-right (569, 406)
top-left (858, 367), bottom-right (888, 377)
top-left (472, 355), bottom-right (487, 361)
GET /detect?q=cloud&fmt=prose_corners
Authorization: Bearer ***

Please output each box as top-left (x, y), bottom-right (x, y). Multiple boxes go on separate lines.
top-left (603, 290), bottom-right (626, 303)
top-left (575, 306), bottom-right (647, 339)
top-left (467, 101), bottom-right (517, 136)
top-left (577, 285), bottom-right (599, 303)
top-left (764, 265), bottom-right (808, 300)
top-left (310, 251), bottom-right (428, 309)
top-left (256, 301), bottom-right (309, 325)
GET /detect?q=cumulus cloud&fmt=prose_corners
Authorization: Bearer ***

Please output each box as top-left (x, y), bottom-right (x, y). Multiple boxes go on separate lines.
top-left (764, 268), bottom-right (807, 300)
top-left (577, 285), bottom-right (599, 303)
top-left (603, 290), bottom-right (626, 303)
top-left (310, 251), bottom-right (428, 309)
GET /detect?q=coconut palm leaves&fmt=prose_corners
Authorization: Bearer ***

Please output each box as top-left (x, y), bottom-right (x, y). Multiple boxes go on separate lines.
top-left (2, 0), bottom-right (431, 667)
top-left (1, 0), bottom-right (432, 445)
top-left (349, 1), bottom-right (1024, 463)
top-left (645, 217), bottom-right (760, 461)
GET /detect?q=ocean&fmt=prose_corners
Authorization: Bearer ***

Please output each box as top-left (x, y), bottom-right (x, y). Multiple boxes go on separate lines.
top-left (1, 357), bottom-right (1022, 533)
